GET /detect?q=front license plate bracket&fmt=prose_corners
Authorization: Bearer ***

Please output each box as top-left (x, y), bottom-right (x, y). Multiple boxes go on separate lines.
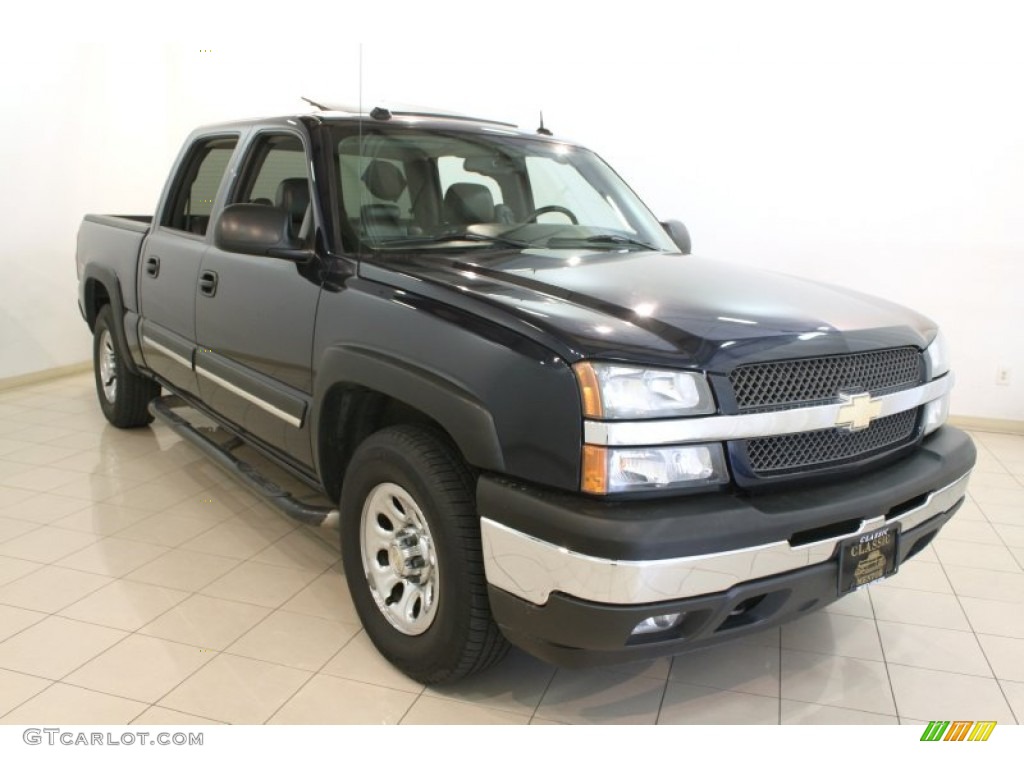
top-left (838, 522), bottom-right (900, 595)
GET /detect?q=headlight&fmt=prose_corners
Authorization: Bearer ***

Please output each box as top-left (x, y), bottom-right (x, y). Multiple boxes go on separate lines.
top-left (574, 362), bottom-right (715, 419)
top-left (926, 330), bottom-right (950, 379)
top-left (582, 443), bottom-right (728, 494)
top-left (924, 330), bottom-right (951, 433)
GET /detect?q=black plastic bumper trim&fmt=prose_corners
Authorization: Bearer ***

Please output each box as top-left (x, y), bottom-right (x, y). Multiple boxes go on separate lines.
top-left (490, 504), bottom-right (958, 667)
top-left (478, 426), bottom-right (975, 561)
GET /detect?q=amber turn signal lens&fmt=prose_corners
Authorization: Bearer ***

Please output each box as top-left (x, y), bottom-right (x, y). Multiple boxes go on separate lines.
top-left (581, 445), bottom-right (608, 494)
top-left (573, 362), bottom-right (604, 419)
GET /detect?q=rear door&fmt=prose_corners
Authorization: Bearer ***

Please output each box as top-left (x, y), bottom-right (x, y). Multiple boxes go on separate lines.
top-left (194, 130), bottom-right (322, 467)
top-left (138, 135), bottom-right (239, 395)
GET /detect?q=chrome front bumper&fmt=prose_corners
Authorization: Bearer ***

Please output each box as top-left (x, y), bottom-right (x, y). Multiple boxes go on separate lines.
top-left (481, 471), bottom-right (971, 607)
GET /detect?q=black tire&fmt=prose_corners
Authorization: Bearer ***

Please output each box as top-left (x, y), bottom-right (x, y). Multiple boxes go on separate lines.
top-left (339, 425), bottom-right (509, 684)
top-left (93, 305), bottom-right (160, 428)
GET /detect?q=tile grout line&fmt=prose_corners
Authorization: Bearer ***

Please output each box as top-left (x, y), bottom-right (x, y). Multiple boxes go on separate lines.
top-left (130, 703), bottom-right (229, 726)
top-left (303, 627), bottom-right (434, 695)
top-left (115, 527), bottom-right (318, 601)
top-left (0, 461), bottom-right (239, 569)
top-left (985, 437), bottom-right (1024, 480)
top-left (978, 433), bottom-right (1024, 724)
top-left (931, 541), bottom-right (1022, 725)
top-left (792, 606), bottom-right (889, 722)
top-left (778, 695), bottom-right (900, 720)
top-left (394, 690), bottom-right (423, 726)
top-left (778, 631), bottom-right (783, 725)
top-left (528, 663), bottom-right (559, 724)
top-left (0, 501), bottom-right (334, 724)
top-left (127, 546), bottom-right (342, 724)
top-left (651, 658), bottom-right (673, 726)
top-left (120, 475), bottom-right (347, 724)
top-left (0, 555), bottom-right (236, 720)
top-left (0, 672), bottom-right (60, 721)
top-left (988, 516), bottom-right (1024, 572)
top-left (866, 586), bottom-right (902, 724)
top-left (0, 611), bottom-right (177, 722)
top-left (257, 622), bottom-right (394, 725)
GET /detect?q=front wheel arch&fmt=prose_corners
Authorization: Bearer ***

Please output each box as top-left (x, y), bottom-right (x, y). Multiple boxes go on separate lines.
top-left (312, 346), bottom-right (506, 501)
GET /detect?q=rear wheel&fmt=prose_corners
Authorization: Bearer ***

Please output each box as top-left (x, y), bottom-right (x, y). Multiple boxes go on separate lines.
top-left (339, 425), bottom-right (509, 684)
top-left (92, 305), bottom-right (159, 428)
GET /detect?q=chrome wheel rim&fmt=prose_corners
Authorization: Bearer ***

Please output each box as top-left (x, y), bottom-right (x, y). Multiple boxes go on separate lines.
top-left (99, 330), bottom-right (117, 403)
top-left (360, 482), bottom-right (439, 635)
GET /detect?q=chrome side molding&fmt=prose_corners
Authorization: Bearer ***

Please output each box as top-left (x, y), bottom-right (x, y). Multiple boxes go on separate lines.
top-left (194, 365), bottom-right (303, 428)
top-left (141, 335), bottom-right (192, 370)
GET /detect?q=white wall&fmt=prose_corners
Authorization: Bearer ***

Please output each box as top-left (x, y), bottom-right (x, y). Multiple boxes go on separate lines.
top-left (2, 3), bottom-right (1021, 420)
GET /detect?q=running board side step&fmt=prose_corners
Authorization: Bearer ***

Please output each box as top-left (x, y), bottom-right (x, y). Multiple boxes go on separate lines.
top-left (149, 396), bottom-right (339, 529)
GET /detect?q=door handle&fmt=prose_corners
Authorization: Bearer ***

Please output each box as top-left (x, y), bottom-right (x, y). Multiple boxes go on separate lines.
top-left (199, 270), bottom-right (219, 297)
top-left (145, 255), bottom-right (160, 278)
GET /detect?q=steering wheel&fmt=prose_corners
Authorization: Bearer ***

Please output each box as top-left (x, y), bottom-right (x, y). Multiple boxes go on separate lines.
top-left (522, 205), bottom-right (578, 224)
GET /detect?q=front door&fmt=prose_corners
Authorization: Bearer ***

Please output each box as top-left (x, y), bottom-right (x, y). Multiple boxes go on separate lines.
top-left (194, 131), bottom-right (322, 468)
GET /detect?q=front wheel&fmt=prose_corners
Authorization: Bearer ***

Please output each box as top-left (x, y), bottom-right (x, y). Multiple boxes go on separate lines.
top-left (92, 305), bottom-right (160, 428)
top-left (339, 425), bottom-right (509, 683)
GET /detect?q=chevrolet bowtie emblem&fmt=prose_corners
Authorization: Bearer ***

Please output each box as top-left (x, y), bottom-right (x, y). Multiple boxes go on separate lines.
top-left (835, 392), bottom-right (883, 432)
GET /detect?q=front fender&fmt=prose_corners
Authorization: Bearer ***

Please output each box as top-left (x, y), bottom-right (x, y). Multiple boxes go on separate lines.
top-left (312, 344), bottom-right (505, 472)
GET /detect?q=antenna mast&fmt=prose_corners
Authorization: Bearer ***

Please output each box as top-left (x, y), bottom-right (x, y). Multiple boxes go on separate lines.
top-left (537, 111), bottom-right (552, 136)
top-left (300, 96), bottom-right (329, 110)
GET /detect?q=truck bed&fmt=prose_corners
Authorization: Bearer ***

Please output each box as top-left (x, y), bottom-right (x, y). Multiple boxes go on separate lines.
top-left (83, 214), bottom-right (152, 232)
top-left (76, 215), bottom-right (154, 316)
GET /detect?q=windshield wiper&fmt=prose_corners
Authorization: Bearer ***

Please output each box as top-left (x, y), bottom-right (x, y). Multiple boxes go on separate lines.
top-left (566, 234), bottom-right (659, 250)
top-left (372, 232), bottom-right (533, 250)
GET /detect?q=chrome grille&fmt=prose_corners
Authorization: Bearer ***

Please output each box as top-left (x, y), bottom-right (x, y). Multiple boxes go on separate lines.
top-left (729, 348), bottom-right (924, 412)
top-left (744, 409), bottom-right (920, 475)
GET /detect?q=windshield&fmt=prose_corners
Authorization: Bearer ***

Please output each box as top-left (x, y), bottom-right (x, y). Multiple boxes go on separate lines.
top-left (330, 125), bottom-right (678, 254)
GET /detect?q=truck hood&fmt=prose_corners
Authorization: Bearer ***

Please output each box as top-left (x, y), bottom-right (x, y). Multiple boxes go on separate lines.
top-left (364, 249), bottom-right (937, 371)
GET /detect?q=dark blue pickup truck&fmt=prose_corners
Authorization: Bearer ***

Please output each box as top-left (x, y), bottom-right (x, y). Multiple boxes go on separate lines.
top-left (75, 104), bottom-right (975, 682)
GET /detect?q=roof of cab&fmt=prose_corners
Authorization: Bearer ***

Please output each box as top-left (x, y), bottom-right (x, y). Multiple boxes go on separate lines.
top-left (189, 103), bottom-right (545, 140)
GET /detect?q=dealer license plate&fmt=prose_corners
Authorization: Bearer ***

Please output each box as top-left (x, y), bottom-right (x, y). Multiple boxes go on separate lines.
top-left (838, 523), bottom-right (899, 595)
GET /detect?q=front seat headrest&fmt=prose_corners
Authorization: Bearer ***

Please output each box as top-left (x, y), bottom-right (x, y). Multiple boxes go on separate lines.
top-left (444, 183), bottom-right (495, 225)
top-left (275, 178), bottom-right (310, 224)
top-left (361, 160), bottom-right (407, 202)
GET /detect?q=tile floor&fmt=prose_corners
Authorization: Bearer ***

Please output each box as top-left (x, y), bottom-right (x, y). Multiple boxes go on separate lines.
top-left (0, 372), bottom-right (1022, 725)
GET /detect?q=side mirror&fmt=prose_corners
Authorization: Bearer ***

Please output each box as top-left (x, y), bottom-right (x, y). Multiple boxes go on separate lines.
top-left (215, 204), bottom-right (312, 262)
top-left (661, 219), bottom-right (691, 255)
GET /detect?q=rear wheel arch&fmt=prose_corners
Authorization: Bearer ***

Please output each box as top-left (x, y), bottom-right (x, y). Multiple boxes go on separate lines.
top-left (80, 266), bottom-right (143, 376)
top-left (83, 277), bottom-right (111, 330)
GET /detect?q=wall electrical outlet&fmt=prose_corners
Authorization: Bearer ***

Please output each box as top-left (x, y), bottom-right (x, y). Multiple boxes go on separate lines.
top-left (996, 367), bottom-right (1011, 386)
